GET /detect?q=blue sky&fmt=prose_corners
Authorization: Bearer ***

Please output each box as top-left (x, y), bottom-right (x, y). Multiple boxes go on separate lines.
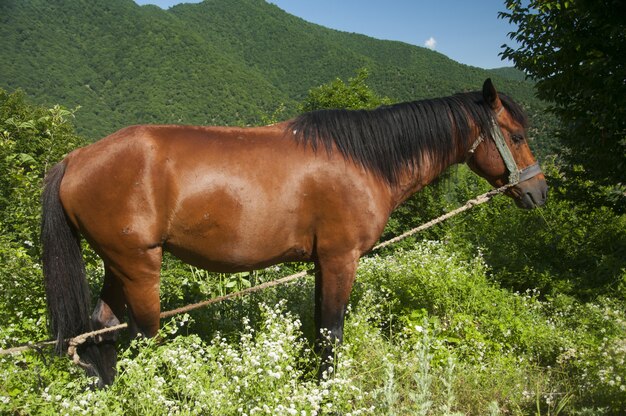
top-left (134, 0), bottom-right (518, 69)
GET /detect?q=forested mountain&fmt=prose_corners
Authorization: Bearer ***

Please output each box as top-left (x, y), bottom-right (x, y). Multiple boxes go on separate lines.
top-left (0, 0), bottom-right (538, 138)
top-left (487, 67), bottom-right (528, 82)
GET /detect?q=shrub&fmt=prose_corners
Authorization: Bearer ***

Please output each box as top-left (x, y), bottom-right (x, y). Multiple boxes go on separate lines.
top-left (446, 161), bottom-right (626, 301)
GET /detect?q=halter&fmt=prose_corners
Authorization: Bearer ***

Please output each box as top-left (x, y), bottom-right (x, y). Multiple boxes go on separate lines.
top-left (467, 108), bottom-right (542, 185)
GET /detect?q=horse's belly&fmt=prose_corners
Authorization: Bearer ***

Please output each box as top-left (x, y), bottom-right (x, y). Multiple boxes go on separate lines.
top-left (164, 242), bottom-right (311, 273)
top-left (164, 203), bottom-right (313, 272)
top-left (164, 233), bottom-right (312, 273)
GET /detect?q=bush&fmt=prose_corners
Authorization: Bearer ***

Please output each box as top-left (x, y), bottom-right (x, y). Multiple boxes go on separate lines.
top-left (0, 89), bottom-right (90, 346)
top-left (445, 161), bottom-right (626, 301)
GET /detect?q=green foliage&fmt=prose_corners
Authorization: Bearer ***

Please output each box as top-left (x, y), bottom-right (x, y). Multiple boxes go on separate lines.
top-left (500, 0), bottom-right (626, 208)
top-left (381, 165), bottom-right (491, 253)
top-left (445, 160), bottom-right (626, 302)
top-left (0, 0), bottom-right (540, 139)
top-left (487, 67), bottom-right (528, 82)
top-left (0, 90), bottom-right (84, 245)
top-left (299, 68), bottom-right (392, 112)
top-left (0, 89), bottom-right (88, 346)
top-left (356, 242), bottom-right (626, 413)
top-left (2, 243), bottom-right (624, 414)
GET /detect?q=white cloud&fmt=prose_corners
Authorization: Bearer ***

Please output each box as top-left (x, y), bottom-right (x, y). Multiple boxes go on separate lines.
top-left (424, 37), bottom-right (437, 50)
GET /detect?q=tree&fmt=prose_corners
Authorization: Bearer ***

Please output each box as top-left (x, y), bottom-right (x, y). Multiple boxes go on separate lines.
top-left (500, 0), bottom-right (626, 209)
top-left (0, 89), bottom-right (88, 341)
top-left (298, 68), bottom-right (391, 112)
top-left (0, 89), bottom-right (86, 247)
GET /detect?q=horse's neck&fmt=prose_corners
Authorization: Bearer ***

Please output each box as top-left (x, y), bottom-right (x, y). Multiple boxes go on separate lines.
top-left (389, 133), bottom-right (470, 209)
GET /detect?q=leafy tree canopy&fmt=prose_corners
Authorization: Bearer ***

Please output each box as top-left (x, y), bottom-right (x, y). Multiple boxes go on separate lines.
top-left (500, 0), bottom-right (626, 209)
top-left (0, 89), bottom-right (86, 249)
top-left (298, 68), bottom-right (392, 112)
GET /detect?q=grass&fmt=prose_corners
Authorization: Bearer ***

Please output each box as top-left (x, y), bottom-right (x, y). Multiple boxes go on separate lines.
top-left (1, 241), bottom-right (624, 415)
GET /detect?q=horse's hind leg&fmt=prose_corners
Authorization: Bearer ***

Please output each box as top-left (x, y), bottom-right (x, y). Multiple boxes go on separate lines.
top-left (85, 246), bottom-right (163, 386)
top-left (104, 246), bottom-right (164, 339)
top-left (88, 267), bottom-right (126, 385)
top-left (314, 251), bottom-right (359, 378)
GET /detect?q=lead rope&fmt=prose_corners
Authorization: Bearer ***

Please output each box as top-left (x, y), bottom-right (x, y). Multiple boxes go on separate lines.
top-left (0, 183), bottom-right (515, 359)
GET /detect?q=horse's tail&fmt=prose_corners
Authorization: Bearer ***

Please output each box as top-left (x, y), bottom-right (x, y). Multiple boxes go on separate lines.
top-left (41, 161), bottom-right (92, 354)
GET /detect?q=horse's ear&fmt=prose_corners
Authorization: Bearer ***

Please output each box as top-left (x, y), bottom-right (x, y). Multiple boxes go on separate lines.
top-left (482, 78), bottom-right (502, 110)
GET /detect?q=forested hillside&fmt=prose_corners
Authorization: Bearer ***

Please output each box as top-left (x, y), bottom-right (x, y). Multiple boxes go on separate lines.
top-left (0, 0), bottom-right (537, 139)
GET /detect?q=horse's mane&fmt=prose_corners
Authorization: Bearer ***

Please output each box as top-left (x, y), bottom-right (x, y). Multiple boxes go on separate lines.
top-left (288, 91), bottom-right (527, 185)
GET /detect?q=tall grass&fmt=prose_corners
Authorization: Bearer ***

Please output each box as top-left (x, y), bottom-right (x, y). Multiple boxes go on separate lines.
top-left (2, 241), bottom-right (624, 415)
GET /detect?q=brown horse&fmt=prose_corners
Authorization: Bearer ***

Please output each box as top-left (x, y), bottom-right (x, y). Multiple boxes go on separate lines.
top-left (41, 79), bottom-right (547, 386)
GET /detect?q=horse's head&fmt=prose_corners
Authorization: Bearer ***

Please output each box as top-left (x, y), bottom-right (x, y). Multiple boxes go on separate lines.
top-left (466, 79), bottom-right (548, 209)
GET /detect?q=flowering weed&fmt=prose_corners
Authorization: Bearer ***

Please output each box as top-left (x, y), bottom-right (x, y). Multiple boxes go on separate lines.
top-left (1, 241), bottom-right (624, 414)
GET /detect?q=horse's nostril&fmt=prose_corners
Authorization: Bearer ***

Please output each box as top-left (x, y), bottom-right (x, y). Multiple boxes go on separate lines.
top-left (531, 190), bottom-right (547, 207)
top-left (524, 191), bottom-right (541, 208)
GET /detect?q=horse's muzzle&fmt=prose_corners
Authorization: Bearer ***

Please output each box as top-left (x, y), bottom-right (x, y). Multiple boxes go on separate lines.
top-left (512, 176), bottom-right (548, 209)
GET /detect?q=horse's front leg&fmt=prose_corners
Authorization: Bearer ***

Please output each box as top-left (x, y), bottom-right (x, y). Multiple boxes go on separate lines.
top-left (314, 252), bottom-right (359, 378)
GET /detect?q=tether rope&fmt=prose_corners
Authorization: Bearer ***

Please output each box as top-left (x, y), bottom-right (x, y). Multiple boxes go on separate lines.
top-left (0, 183), bottom-right (513, 358)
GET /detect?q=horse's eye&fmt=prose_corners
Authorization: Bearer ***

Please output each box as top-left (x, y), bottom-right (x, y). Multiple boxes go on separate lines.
top-left (511, 133), bottom-right (524, 143)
